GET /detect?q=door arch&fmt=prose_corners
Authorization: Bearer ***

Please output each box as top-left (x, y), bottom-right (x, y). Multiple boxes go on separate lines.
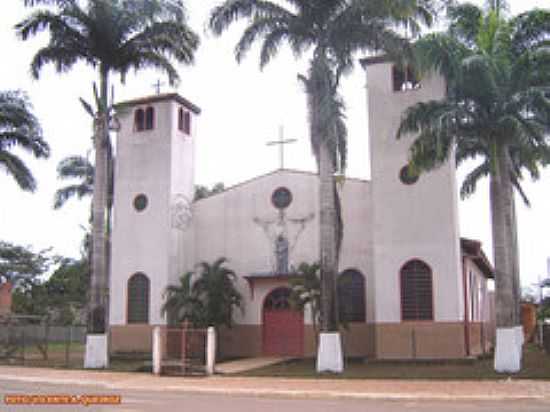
top-left (262, 287), bottom-right (303, 356)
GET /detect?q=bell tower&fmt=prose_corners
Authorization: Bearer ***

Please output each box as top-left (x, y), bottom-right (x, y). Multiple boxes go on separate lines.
top-left (363, 58), bottom-right (464, 358)
top-left (109, 93), bottom-right (200, 352)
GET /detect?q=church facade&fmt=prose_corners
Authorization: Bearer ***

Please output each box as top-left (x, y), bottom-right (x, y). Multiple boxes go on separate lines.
top-left (108, 59), bottom-right (494, 360)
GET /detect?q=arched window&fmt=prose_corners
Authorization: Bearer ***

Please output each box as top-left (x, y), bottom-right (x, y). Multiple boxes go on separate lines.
top-left (134, 108), bottom-right (145, 131)
top-left (400, 260), bottom-right (433, 321)
top-left (145, 106), bottom-right (155, 130)
top-left (338, 269), bottom-right (366, 322)
top-left (127, 272), bottom-right (150, 324)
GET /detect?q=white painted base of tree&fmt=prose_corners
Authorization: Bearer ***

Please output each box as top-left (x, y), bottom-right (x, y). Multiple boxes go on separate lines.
top-left (514, 325), bottom-right (524, 349)
top-left (316, 332), bottom-right (343, 373)
top-left (494, 327), bottom-right (521, 373)
top-left (514, 325), bottom-right (524, 367)
top-left (84, 334), bottom-right (109, 369)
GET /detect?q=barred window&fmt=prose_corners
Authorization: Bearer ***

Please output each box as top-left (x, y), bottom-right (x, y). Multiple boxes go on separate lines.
top-left (128, 272), bottom-right (150, 324)
top-left (400, 260), bottom-right (433, 321)
top-left (338, 269), bottom-right (366, 322)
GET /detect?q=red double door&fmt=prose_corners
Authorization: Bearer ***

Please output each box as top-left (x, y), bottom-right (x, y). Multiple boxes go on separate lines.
top-left (262, 288), bottom-right (304, 357)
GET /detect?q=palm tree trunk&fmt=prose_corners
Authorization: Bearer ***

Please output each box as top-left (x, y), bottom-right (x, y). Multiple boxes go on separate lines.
top-left (490, 142), bottom-right (515, 330)
top-left (89, 65), bottom-right (110, 334)
top-left (510, 195), bottom-right (521, 326)
top-left (319, 141), bottom-right (338, 332)
top-left (492, 141), bottom-right (522, 372)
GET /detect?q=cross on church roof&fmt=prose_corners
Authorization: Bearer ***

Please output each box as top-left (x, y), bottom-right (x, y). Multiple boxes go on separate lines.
top-left (266, 126), bottom-right (297, 170)
top-left (152, 79), bottom-right (166, 95)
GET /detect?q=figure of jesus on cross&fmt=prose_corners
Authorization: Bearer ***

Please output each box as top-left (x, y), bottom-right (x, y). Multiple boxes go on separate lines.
top-left (266, 125), bottom-right (297, 170)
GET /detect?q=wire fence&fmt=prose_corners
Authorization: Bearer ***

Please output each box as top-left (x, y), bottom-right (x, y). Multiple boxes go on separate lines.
top-left (0, 322), bottom-right (86, 368)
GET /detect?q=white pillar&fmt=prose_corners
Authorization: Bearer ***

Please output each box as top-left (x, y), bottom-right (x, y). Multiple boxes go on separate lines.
top-left (152, 326), bottom-right (162, 375)
top-left (84, 334), bottom-right (109, 369)
top-left (494, 327), bottom-right (521, 373)
top-left (316, 332), bottom-right (344, 373)
top-left (206, 327), bottom-right (216, 375)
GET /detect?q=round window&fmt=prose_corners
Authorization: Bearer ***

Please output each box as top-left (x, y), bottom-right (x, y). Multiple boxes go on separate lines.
top-left (271, 187), bottom-right (292, 209)
top-left (133, 194), bottom-right (148, 211)
top-left (399, 165), bottom-right (419, 185)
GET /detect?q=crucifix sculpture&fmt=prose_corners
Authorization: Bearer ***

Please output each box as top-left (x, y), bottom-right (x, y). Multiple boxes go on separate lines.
top-left (254, 186), bottom-right (314, 274)
top-left (266, 125), bottom-right (297, 170)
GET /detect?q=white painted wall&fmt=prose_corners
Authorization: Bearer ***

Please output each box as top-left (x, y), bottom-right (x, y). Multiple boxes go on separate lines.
top-left (365, 62), bottom-right (464, 323)
top-left (184, 170), bottom-right (372, 326)
top-left (110, 97), bottom-right (196, 326)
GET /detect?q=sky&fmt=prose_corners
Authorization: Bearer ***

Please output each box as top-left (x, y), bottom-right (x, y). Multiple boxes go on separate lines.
top-left (0, 0), bottom-right (549, 291)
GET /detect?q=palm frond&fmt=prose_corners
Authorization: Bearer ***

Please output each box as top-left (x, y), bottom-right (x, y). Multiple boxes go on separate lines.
top-left (0, 151), bottom-right (37, 192)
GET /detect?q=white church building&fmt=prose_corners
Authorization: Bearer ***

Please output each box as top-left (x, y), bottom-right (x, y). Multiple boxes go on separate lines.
top-left (108, 58), bottom-right (495, 360)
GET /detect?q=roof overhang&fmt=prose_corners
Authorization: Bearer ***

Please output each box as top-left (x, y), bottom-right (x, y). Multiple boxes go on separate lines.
top-left (461, 238), bottom-right (495, 279)
top-left (115, 93), bottom-right (201, 114)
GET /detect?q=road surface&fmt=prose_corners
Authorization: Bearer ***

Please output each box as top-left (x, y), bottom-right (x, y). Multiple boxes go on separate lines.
top-left (1, 378), bottom-right (549, 412)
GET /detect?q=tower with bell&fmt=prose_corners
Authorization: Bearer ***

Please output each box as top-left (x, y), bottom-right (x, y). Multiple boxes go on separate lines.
top-left (109, 93), bottom-right (200, 351)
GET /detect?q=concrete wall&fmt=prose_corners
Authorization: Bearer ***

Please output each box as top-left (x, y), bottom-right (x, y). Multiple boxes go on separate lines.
top-left (365, 62), bottom-right (463, 325)
top-left (110, 325), bottom-right (153, 353)
top-left (375, 322), bottom-right (466, 359)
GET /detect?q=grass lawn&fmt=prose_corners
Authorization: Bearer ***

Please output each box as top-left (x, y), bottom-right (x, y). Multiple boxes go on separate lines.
top-left (238, 344), bottom-right (550, 380)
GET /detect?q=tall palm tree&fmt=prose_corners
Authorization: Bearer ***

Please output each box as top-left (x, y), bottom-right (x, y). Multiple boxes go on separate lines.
top-left (209, 0), bottom-right (435, 367)
top-left (17, 0), bottom-right (199, 349)
top-left (53, 155), bottom-right (94, 209)
top-left (0, 90), bottom-right (49, 192)
top-left (396, 3), bottom-right (550, 372)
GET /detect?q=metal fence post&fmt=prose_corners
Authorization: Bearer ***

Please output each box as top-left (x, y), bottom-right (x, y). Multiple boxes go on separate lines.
top-left (44, 322), bottom-right (50, 360)
top-left (21, 328), bottom-right (25, 365)
top-left (65, 326), bottom-right (71, 367)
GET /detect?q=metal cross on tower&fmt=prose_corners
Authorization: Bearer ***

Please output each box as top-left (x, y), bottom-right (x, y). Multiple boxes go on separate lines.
top-left (152, 79), bottom-right (165, 95)
top-left (266, 125), bottom-right (297, 170)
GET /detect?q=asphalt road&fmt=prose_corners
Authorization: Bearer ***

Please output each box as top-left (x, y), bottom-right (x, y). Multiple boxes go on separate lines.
top-left (1, 379), bottom-right (550, 412)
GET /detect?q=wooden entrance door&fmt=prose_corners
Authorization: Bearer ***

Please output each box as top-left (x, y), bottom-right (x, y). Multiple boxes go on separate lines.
top-left (262, 287), bottom-right (303, 356)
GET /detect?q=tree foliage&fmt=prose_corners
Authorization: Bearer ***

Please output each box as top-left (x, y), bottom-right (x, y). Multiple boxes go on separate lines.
top-left (17, 0), bottom-right (199, 85)
top-left (289, 262), bottom-right (320, 335)
top-left (162, 258), bottom-right (243, 328)
top-left (53, 155), bottom-right (94, 209)
top-left (0, 91), bottom-right (49, 191)
top-left (398, 5), bottom-right (550, 201)
top-left (0, 241), bottom-right (52, 284)
top-left (193, 182), bottom-right (225, 201)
